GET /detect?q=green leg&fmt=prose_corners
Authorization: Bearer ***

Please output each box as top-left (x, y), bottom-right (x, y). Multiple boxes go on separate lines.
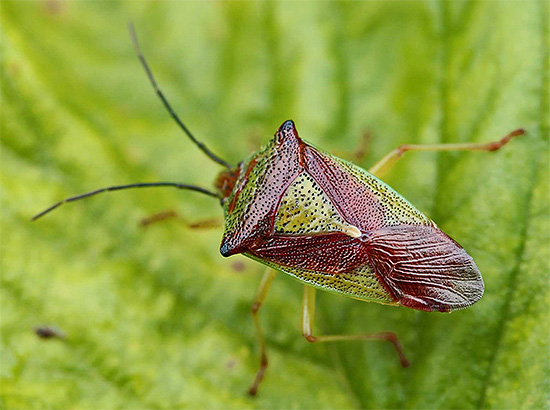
top-left (248, 268), bottom-right (277, 396)
top-left (368, 128), bottom-right (525, 178)
top-left (301, 286), bottom-right (410, 367)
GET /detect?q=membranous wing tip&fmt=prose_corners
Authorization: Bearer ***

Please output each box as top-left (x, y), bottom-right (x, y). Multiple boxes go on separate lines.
top-left (365, 224), bottom-right (484, 312)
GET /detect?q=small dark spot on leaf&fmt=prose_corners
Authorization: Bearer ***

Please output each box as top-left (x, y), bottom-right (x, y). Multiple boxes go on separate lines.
top-left (231, 260), bottom-right (246, 272)
top-left (33, 325), bottom-right (66, 340)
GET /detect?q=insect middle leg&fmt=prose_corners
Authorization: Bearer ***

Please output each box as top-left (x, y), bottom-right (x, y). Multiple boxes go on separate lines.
top-left (301, 286), bottom-right (410, 367)
top-left (368, 128), bottom-right (525, 178)
top-left (248, 268), bottom-right (277, 396)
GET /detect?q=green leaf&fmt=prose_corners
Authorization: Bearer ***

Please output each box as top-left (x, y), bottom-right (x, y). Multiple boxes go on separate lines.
top-left (1, 1), bottom-right (548, 409)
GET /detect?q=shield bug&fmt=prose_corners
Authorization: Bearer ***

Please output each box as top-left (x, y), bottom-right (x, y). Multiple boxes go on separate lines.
top-left (32, 24), bottom-right (525, 396)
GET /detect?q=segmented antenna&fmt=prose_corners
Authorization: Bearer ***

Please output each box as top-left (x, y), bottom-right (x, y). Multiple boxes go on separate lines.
top-left (32, 24), bottom-right (231, 221)
top-left (128, 22), bottom-right (231, 169)
top-left (32, 182), bottom-right (220, 221)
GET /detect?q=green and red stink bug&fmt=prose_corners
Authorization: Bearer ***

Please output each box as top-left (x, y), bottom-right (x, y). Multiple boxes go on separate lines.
top-left (32, 25), bottom-right (525, 396)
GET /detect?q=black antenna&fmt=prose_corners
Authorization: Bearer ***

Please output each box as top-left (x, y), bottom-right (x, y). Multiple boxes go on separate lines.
top-left (32, 182), bottom-right (221, 221)
top-left (128, 22), bottom-right (231, 169)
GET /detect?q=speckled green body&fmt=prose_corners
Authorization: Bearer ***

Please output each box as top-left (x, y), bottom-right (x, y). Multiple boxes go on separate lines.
top-left (222, 140), bottom-right (432, 304)
top-left (218, 121), bottom-right (483, 312)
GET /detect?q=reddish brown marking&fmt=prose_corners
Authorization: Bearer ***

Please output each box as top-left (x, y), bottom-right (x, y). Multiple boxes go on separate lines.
top-left (486, 128), bottom-right (525, 151)
top-left (248, 350), bottom-right (268, 396)
top-left (375, 332), bottom-right (410, 368)
top-left (396, 128), bottom-right (526, 156)
top-left (187, 218), bottom-right (221, 229)
top-left (140, 210), bottom-right (178, 227)
top-left (215, 167), bottom-right (241, 200)
top-left (303, 146), bottom-right (384, 232)
top-left (250, 233), bottom-right (365, 274)
top-left (365, 225), bottom-right (483, 312)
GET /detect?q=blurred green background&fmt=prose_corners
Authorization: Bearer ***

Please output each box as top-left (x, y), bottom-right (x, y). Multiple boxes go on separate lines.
top-left (1, 1), bottom-right (548, 409)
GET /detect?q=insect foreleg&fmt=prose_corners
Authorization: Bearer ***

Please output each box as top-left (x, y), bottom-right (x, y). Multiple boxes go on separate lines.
top-left (248, 268), bottom-right (277, 396)
top-left (368, 128), bottom-right (525, 178)
top-left (301, 286), bottom-right (410, 367)
top-left (139, 210), bottom-right (222, 229)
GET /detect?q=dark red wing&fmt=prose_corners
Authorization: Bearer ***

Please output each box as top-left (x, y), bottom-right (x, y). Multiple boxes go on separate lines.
top-left (249, 233), bottom-right (365, 274)
top-left (364, 225), bottom-right (484, 312)
top-left (249, 224), bottom-right (483, 312)
top-left (303, 146), bottom-right (384, 232)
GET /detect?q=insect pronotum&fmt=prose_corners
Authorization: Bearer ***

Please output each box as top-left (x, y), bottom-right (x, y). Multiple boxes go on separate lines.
top-left (33, 24), bottom-right (525, 396)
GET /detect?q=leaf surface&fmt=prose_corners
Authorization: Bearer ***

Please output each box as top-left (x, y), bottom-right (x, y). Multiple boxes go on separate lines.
top-left (1, 1), bottom-right (548, 409)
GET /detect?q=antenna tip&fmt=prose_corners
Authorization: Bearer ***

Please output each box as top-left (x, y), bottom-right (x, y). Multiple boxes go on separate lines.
top-left (128, 21), bottom-right (139, 52)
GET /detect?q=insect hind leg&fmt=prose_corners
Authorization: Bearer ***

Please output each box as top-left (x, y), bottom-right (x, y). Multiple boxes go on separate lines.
top-left (368, 128), bottom-right (525, 178)
top-left (301, 286), bottom-right (410, 367)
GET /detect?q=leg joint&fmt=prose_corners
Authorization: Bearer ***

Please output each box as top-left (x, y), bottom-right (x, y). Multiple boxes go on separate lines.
top-left (303, 334), bottom-right (318, 343)
top-left (380, 331), bottom-right (397, 343)
top-left (396, 145), bottom-right (410, 156)
top-left (487, 141), bottom-right (502, 151)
